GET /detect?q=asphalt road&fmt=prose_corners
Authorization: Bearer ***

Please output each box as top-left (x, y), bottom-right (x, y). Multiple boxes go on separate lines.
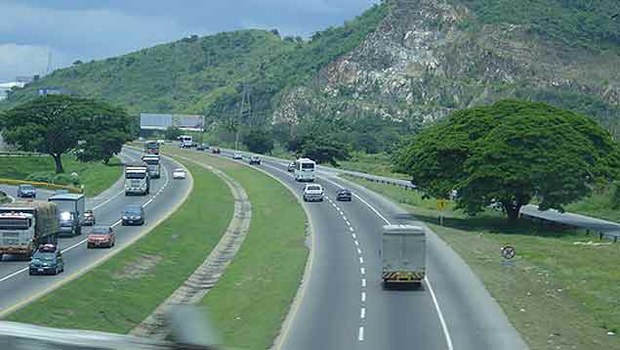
top-left (200, 148), bottom-right (527, 350)
top-left (0, 147), bottom-right (191, 314)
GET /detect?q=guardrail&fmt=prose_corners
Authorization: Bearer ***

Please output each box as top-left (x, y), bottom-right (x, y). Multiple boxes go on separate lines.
top-left (0, 178), bottom-right (83, 194)
top-left (209, 147), bottom-right (620, 242)
top-left (0, 151), bottom-right (47, 158)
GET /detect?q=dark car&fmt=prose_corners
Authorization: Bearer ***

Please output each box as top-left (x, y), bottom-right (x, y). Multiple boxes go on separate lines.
top-left (211, 147), bottom-right (221, 154)
top-left (87, 226), bottom-right (115, 249)
top-left (249, 156), bottom-right (261, 165)
top-left (29, 244), bottom-right (64, 275)
top-left (17, 184), bottom-right (37, 198)
top-left (336, 188), bottom-right (352, 201)
top-left (122, 205), bottom-right (145, 226)
top-left (83, 210), bottom-right (96, 226)
top-left (287, 162), bottom-right (295, 172)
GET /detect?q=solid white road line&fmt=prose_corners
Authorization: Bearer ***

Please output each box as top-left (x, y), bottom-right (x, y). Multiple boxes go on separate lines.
top-left (358, 327), bottom-right (365, 341)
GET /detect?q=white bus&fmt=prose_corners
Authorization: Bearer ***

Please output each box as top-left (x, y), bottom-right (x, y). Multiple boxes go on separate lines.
top-left (178, 135), bottom-right (193, 148)
top-left (294, 158), bottom-right (316, 182)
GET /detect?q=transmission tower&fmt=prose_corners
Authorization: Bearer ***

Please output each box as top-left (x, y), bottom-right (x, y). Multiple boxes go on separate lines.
top-left (235, 82), bottom-right (252, 149)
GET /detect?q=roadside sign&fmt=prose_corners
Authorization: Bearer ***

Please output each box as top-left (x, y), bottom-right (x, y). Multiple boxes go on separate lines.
top-left (501, 245), bottom-right (516, 260)
top-left (437, 199), bottom-right (446, 211)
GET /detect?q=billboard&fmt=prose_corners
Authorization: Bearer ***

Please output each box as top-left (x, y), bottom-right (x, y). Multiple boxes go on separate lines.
top-left (140, 113), bottom-right (205, 131)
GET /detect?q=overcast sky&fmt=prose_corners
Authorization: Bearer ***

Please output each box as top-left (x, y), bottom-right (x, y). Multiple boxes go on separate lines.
top-left (0, 0), bottom-right (378, 82)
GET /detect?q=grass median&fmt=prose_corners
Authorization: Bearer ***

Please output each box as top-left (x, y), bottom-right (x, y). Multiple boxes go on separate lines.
top-left (0, 155), bottom-right (122, 197)
top-left (165, 147), bottom-right (307, 350)
top-left (6, 160), bottom-right (234, 333)
top-left (345, 176), bottom-right (620, 350)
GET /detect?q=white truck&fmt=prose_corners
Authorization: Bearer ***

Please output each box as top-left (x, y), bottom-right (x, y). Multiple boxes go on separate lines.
top-left (48, 193), bottom-right (86, 237)
top-left (381, 224), bottom-right (426, 288)
top-left (179, 135), bottom-right (193, 148)
top-left (0, 201), bottom-right (59, 260)
top-left (142, 154), bottom-right (161, 179)
top-left (125, 164), bottom-right (150, 196)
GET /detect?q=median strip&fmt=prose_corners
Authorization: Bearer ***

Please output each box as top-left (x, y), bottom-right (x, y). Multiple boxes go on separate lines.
top-left (5, 160), bottom-right (234, 334)
top-left (164, 148), bottom-right (308, 350)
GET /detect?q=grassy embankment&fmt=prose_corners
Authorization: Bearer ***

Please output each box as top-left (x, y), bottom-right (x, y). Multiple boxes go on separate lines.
top-left (0, 155), bottom-right (122, 197)
top-left (7, 160), bottom-right (233, 333)
top-left (166, 147), bottom-right (308, 350)
top-left (346, 176), bottom-right (620, 350)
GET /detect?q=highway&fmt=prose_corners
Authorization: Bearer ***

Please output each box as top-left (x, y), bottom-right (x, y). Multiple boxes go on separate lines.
top-left (0, 147), bottom-right (191, 314)
top-left (202, 148), bottom-right (527, 350)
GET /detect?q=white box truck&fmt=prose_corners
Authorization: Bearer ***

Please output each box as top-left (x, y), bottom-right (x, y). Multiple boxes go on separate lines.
top-left (48, 193), bottom-right (86, 237)
top-left (381, 224), bottom-right (426, 288)
top-left (0, 201), bottom-right (59, 260)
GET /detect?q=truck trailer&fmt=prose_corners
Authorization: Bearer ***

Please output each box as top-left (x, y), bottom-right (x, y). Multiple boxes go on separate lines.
top-left (142, 154), bottom-right (161, 179)
top-left (48, 193), bottom-right (86, 237)
top-left (381, 224), bottom-right (426, 288)
top-left (0, 201), bottom-right (59, 260)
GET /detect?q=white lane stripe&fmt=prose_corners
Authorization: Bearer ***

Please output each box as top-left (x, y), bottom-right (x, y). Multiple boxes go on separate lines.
top-left (362, 278), bottom-right (366, 287)
top-left (349, 227), bottom-right (354, 232)
top-left (360, 267), bottom-right (365, 275)
top-left (342, 216), bottom-right (348, 222)
top-left (352, 233), bottom-right (357, 239)
top-left (354, 240), bottom-right (360, 246)
top-left (324, 173), bottom-right (455, 350)
top-left (426, 276), bottom-right (454, 350)
top-left (357, 248), bottom-right (362, 255)
top-left (360, 308), bottom-right (366, 319)
top-left (0, 268), bottom-right (27, 282)
top-left (361, 292), bottom-right (366, 302)
top-left (359, 257), bottom-right (364, 264)
top-left (345, 220), bottom-right (351, 226)
top-left (358, 327), bottom-right (364, 341)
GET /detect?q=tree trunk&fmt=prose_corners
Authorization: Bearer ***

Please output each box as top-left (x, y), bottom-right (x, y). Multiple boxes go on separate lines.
top-left (52, 153), bottom-right (64, 173)
top-left (505, 203), bottom-right (523, 221)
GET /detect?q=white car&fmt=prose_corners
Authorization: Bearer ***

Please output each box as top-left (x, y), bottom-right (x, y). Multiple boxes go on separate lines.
top-left (172, 168), bottom-right (186, 179)
top-left (303, 184), bottom-right (324, 202)
top-left (232, 152), bottom-right (243, 160)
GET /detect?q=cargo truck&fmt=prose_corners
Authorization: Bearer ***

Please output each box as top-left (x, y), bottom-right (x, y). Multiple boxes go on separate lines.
top-left (48, 193), bottom-right (86, 237)
top-left (0, 201), bottom-right (59, 260)
top-left (125, 164), bottom-right (150, 195)
top-left (381, 224), bottom-right (426, 288)
top-left (142, 154), bottom-right (161, 179)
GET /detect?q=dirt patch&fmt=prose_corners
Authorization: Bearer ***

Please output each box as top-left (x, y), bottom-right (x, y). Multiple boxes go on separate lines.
top-left (113, 254), bottom-right (163, 280)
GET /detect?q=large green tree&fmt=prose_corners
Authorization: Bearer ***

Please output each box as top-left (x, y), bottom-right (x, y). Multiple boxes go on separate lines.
top-left (1, 95), bottom-right (132, 173)
top-left (396, 100), bottom-right (620, 219)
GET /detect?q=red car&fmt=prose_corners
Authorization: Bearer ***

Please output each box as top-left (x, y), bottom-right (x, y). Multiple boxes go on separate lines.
top-left (87, 226), bottom-right (115, 249)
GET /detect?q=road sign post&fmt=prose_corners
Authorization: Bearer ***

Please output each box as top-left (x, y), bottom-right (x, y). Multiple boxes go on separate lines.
top-left (501, 245), bottom-right (516, 266)
top-left (437, 199), bottom-right (446, 226)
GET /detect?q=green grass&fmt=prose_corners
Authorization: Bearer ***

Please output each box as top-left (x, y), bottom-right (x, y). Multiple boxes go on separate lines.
top-left (0, 155), bottom-right (122, 197)
top-left (347, 176), bottom-right (620, 350)
top-left (166, 147), bottom-right (307, 350)
top-left (566, 187), bottom-right (620, 223)
top-left (7, 160), bottom-right (234, 333)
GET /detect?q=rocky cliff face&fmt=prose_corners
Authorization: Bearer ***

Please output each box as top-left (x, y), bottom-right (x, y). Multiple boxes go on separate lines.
top-left (274, 0), bottom-right (619, 133)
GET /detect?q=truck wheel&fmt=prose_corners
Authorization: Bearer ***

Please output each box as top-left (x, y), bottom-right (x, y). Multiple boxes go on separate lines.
top-left (29, 270), bottom-right (34, 276)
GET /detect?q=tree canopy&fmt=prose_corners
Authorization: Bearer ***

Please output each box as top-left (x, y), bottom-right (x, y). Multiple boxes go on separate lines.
top-left (1, 95), bottom-right (132, 173)
top-left (396, 100), bottom-right (620, 219)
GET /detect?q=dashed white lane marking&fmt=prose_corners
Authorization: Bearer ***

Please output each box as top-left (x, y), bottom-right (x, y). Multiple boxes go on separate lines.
top-left (360, 267), bottom-right (365, 275)
top-left (342, 216), bottom-right (348, 222)
top-left (357, 248), bottom-right (362, 255)
top-left (359, 257), bottom-right (364, 264)
top-left (360, 308), bottom-right (366, 319)
top-left (345, 220), bottom-right (351, 226)
top-left (349, 227), bottom-right (355, 232)
top-left (361, 292), bottom-right (366, 302)
top-left (358, 327), bottom-right (364, 341)
top-left (352, 233), bottom-right (357, 239)
top-left (354, 240), bottom-right (360, 246)
top-left (362, 278), bottom-right (366, 287)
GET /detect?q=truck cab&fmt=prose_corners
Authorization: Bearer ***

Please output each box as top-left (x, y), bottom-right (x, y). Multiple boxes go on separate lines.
top-left (48, 193), bottom-right (85, 237)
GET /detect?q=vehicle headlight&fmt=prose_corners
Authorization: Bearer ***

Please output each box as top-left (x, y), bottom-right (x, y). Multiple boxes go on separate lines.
top-left (60, 212), bottom-right (72, 221)
top-left (122, 216), bottom-right (129, 220)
